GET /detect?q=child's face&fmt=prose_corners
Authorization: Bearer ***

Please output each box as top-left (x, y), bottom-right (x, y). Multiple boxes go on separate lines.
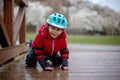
top-left (48, 26), bottom-right (64, 38)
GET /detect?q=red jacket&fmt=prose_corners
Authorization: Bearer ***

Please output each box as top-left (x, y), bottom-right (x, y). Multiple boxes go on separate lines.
top-left (32, 24), bottom-right (69, 61)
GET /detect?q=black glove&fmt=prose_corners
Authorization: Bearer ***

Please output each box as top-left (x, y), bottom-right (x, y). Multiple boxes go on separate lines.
top-left (61, 58), bottom-right (68, 66)
top-left (39, 57), bottom-right (53, 70)
top-left (60, 58), bottom-right (68, 70)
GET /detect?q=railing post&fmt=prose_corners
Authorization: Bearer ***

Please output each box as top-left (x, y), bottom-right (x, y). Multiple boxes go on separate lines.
top-left (20, 10), bottom-right (26, 43)
top-left (4, 0), bottom-right (14, 46)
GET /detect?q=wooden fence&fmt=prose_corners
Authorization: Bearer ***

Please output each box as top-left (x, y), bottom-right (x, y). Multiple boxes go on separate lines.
top-left (0, 0), bottom-right (28, 64)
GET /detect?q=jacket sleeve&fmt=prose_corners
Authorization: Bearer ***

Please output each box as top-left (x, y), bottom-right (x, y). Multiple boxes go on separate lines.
top-left (60, 37), bottom-right (69, 59)
top-left (60, 47), bottom-right (69, 59)
top-left (32, 33), bottom-right (45, 61)
top-left (60, 39), bottom-right (69, 67)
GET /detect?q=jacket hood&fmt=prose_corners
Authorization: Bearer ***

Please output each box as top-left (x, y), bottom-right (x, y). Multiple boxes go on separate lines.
top-left (38, 24), bottom-right (66, 40)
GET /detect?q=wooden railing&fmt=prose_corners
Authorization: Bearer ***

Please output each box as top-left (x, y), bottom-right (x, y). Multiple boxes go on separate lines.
top-left (0, 0), bottom-right (28, 64)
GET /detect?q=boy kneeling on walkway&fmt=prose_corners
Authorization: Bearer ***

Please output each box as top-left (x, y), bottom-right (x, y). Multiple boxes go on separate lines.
top-left (25, 13), bottom-right (69, 71)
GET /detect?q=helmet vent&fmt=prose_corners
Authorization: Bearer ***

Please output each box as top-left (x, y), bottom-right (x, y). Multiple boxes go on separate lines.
top-left (58, 18), bottom-right (60, 23)
top-left (62, 20), bottom-right (65, 24)
top-left (53, 17), bottom-right (56, 21)
top-left (58, 14), bottom-right (61, 17)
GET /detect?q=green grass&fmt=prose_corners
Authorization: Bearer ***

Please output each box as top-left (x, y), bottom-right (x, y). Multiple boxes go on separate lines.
top-left (26, 32), bottom-right (36, 41)
top-left (27, 33), bottom-right (120, 45)
top-left (67, 35), bottom-right (120, 45)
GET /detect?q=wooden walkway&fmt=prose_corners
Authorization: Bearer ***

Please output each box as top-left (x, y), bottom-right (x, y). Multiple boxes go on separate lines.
top-left (0, 44), bottom-right (120, 80)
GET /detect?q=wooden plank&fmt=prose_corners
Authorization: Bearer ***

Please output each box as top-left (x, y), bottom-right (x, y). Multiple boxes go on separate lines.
top-left (14, 7), bottom-right (25, 43)
top-left (0, 44), bottom-right (120, 80)
top-left (0, 43), bottom-right (27, 64)
top-left (0, 15), bottom-right (11, 47)
top-left (15, 0), bottom-right (28, 7)
top-left (0, 51), bottom-right (120, 80)
top-left (4, 0), bottom-right (14, 46)
top-left (19, 12), bottom-right (26, 43)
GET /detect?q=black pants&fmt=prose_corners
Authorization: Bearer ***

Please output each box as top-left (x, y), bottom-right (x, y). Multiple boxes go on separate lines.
top-left (25, 48), bottom-right (61, 68)
top-left (48, 53), bottom-right (62, 66)
top-left (25, 48), bottom-right (37, 67)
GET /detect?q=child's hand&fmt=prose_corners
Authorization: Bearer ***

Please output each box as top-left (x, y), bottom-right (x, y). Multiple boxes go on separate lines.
top-left (45, 67), bottom-right (54, 71)
top-left (60, 65), bottom-right (68, 70)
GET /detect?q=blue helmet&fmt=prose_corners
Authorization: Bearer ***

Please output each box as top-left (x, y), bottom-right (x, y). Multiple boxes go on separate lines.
top-left (47, 13), bottom-right (67, 29)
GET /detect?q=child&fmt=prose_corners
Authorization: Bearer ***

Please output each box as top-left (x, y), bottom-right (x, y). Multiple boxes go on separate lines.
top-left (25, 13), bottom-right (69, 71)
